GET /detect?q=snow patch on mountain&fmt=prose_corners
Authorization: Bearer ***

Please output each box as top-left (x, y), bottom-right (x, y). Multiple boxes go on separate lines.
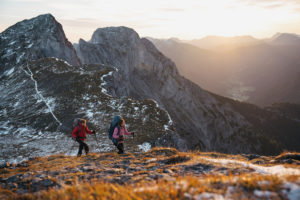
top-left (50, 57), bottom-right (72, 66)
top-left (4, 67), bottom-right (15, 77)
top-left (138, 142), bottom-right (151, 152)
top-left (100, 70), bottom-right (114, 96)
top-left (0, 121), bottom-right (14, 136)
top-left (22, 65), bottom-right (62, 125)
top-left (3, 48), bottom-right (14, 58)
top-left (16, 52), bottom-right (25, 64)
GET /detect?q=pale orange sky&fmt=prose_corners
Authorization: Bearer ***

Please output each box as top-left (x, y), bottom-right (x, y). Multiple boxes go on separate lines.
top-left (1, 0), bottom-right (300, 42)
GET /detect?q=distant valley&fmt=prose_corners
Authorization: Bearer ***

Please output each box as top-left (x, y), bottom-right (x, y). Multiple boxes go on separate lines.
top-left (148, 34), bottom-right (300, 106)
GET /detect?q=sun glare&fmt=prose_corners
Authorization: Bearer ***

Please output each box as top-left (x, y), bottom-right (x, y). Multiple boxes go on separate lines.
top-left (152, 0), bottom-right (299, 39)
top-left (1, 0), bottom-right (300, 41)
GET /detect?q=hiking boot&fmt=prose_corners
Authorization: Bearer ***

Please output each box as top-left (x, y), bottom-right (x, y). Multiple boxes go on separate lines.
top-left (117, 151), bottom-right (123, 154)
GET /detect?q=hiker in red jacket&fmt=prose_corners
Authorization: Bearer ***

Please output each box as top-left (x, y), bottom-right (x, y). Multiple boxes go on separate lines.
top-left (72, 119), bottom-right (95, 156)
top-left (112, 118), bottom-right (134, 154)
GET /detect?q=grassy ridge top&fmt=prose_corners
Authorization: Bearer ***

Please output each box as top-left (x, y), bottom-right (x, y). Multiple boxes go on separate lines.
top-left (1, 148), bottom-right (299, 199)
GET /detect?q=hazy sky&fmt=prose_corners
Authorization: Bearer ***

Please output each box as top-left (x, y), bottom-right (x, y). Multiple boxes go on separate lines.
top-left (1, 0), bottom-right (300, 42)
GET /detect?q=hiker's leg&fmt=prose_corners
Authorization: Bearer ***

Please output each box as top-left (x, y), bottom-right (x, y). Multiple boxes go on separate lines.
top-left (116, 143), bottom-right (121, 153)
top-left (117, 143), bottom-right (124, 154)
top-left (115, 141), bottom-right (120, 153)
top-left (120, 143), bottom-right (124, 153)
top-left (83, 142), bottom-right (89, 155)
top-left (77, 139), bottom-right (84, 156)
top-left (78, 143), bottom-right (83, 156)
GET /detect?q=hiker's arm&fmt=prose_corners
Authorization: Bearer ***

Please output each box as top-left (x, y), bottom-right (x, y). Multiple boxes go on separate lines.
top-left (85, 126), bottom-right (93, 134)
top-left (72, 127), bottom-right (79, 139)
top-left (112, 127), bottom-right (119, 139)
top-left (124, 128), bottom-right (132, 135)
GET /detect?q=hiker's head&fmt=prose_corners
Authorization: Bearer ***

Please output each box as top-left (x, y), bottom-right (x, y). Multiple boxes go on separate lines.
top-left (120, 118), bottom-right (125, 127)
top-left (80, 119), bottom-right (87, 126)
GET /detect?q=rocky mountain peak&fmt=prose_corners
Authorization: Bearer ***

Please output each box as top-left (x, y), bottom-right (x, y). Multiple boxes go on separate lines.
top-left (90, 26), bottom-right (140, 46)
top-left (0, 13), bottom-right (80, 72)
top-left (1, 13), bottom-right (65, 45)
top-left (76, 27), bottom-right (178, 76)
top-left (3, 13), bottom-right (55, 32)
top-left (270, 32), bottom-right (300, 45)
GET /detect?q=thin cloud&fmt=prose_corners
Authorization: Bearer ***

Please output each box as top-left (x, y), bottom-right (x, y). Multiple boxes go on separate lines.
top-left (61, 17), bottom-right (161, 31)
top-left (239, 0), bottom-right (300, 13)
top-left (3, 0), bottom-right (42, 2)
top-left (60, 18), bottom-right (101, 28)
top-left (245, 0), bottom-right (284, 7)
top-left (244, 0), bottom-right (300, 7)
top-left (263, 3), bottom-right (285, 9)
top-left (160, 8), bottom-right (185, 12)
top-left (293, 6), bottom-right (300, 12)
top-left (150, 17), bottom-right (172, 22)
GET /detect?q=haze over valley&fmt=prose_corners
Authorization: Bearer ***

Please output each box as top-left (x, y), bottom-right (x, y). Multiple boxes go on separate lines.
top-left (149, 33), bottom-right (300, 106)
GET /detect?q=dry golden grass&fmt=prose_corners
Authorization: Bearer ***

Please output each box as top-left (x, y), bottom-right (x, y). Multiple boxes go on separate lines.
top-left (0, 147), bottom-right (299, 199)
top-left (8, 174), bottom-right (286, 200)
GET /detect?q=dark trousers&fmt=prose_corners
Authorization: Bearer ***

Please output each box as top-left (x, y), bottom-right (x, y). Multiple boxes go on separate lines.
top-left (76, 138), bottom-right (89, 156)
top-left (117, 143), bottom-right (124, 154)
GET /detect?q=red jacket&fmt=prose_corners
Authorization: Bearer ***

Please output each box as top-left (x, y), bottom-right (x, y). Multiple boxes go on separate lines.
top-left (72, 123), bottom-right (93, 141)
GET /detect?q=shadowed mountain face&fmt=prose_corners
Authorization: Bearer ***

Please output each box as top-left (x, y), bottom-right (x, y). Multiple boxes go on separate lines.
top-left (1, 14), bottom-right (300, 165)
top-left (148, 35), bottom-right (300, 106)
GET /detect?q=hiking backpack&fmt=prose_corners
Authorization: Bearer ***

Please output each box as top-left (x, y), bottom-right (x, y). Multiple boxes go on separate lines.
top-left (108, 116), bottom-right (122, 142)
top-left (73, 118), bottom-right (86, 135)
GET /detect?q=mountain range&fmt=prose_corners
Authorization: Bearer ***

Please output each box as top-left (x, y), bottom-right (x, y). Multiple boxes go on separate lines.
top-left (1, 14), bottom-right (300, 164)
top-left (148, 34), bottom-right (300, 106)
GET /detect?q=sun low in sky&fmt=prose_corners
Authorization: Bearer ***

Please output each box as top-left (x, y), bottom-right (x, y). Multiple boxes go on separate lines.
top-left (1, 0), bottom-right (300, 42)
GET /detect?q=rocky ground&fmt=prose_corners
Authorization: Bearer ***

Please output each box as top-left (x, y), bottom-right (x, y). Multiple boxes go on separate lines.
top-left (0, 147), bottom-right (299, 199)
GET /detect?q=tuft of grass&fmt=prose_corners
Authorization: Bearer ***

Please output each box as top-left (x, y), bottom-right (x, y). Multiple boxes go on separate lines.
top-left (238, 174), bottom-right (282, 192)
top-left (147, 147), bottom-right (178, 157)
top-left (160, 155), bottom-right (191, 165)
top-left (274, 152), bottom-right (300, 161)
top-left (0, 188), bottom-right (16, 200)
